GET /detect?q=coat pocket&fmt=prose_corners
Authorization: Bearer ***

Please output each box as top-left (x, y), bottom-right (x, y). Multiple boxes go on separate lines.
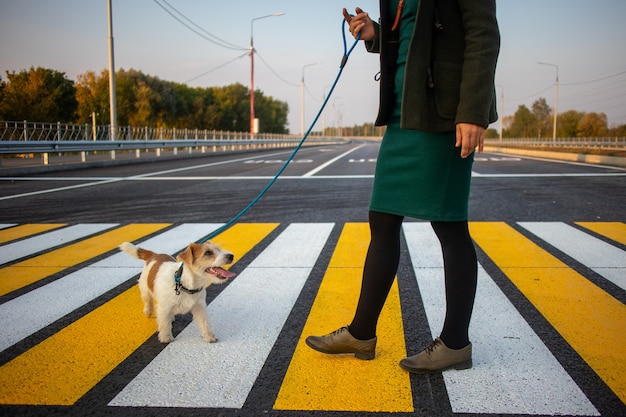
top-left (432, 61), bottom-right (462, 120)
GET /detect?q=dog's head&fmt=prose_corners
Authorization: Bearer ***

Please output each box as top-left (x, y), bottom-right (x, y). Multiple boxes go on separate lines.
top-left (176, 242), bottom-right (236, 286)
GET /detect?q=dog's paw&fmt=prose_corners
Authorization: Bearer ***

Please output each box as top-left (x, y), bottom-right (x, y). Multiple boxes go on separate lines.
top-left (203, 334), bottom-right (218, 343)
top-left (158, 333), bottom-right (174, 343)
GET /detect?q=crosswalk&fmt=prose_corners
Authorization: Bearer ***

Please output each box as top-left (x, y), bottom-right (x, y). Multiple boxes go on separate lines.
top-left (0, 222), bottom-right (624, 416)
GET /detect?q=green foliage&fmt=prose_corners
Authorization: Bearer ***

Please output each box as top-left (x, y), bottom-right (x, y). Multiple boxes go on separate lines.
top-left (501, 98), bottom-right (621, 138)
top-left (508, 105), bottom-right (536, 138)
top-left (0, 66), bottom-right (77, 122)
top-left (2, 66), bottom-right (289, 133)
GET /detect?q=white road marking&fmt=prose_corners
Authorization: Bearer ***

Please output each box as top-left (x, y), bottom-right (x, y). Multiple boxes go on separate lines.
top-left (109, 223), bottom-right (334, 408)
top-left (0, 224), bottom-right (117, 265)
top-left (303, 144), bottom-right (365, 176)
top-left (0, 224), bottom-right (223, 353)
top-left (519, 221), bottom-right (626, 291)
top-left (402, 222), bottom-right (598, 416)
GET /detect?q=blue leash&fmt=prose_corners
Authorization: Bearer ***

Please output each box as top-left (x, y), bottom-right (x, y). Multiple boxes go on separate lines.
top-left (199, 22), bottom-right (360, 242)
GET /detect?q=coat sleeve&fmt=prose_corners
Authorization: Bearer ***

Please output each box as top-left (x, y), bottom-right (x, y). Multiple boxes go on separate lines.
top-left (365, 21), bottom-right (381, 54)
top-left (455, 0), bottom-right (500, 127)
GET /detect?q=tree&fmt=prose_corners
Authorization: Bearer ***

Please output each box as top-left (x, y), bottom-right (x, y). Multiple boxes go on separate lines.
top-left (608, 123), bottom-right (626, 136)
top-left (508, 105), bottom-right (536, 138)
top-left (253, 90), bottom-right (288, 134)
top-left (577, 112), bottom-right (608, 137)
top-left (557, 110), bottom-right (584, 138)
top-left (75, 70), bottom-right (110, 124)
top-left (532, 98), bottom-right (552, 138)
top-left (0, 66), bottom-right (77, 122)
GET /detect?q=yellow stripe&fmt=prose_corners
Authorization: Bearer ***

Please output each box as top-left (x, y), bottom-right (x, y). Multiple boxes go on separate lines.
top-left (0, 223), bottom-right (277, 406)
top-left (274, 223), bottom-right (413, 412)
top-left (576, 222), bottom-right (626, 246)
top-left (0, 224), bottom-right (170, 296)
top-left (0, 224), bottom-right (65, 245)
top-left (210, 223), bottom-right (279, 265)
top-left (470, 222), bottom-right (626, 405)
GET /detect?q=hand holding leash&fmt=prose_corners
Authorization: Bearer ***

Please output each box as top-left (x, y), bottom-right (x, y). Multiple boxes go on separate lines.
top-left (342, 7), bottom-right (374, 41)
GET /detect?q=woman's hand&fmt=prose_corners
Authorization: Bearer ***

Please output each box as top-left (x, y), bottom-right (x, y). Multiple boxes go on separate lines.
top-left (455, 123), bottom-right (485, 158)
top-left (342, 7), bottom-right (375, 41)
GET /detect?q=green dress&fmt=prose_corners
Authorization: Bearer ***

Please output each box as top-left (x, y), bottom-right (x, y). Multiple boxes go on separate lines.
top-left (369, 0), bottom-right (474, 222)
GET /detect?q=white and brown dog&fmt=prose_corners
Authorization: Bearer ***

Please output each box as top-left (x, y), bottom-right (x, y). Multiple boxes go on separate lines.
top-left (119, 241), bottom-right (235, 343)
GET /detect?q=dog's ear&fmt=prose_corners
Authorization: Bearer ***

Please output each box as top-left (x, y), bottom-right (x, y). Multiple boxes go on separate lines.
top-left (176, 244), bottom-right (195, 264)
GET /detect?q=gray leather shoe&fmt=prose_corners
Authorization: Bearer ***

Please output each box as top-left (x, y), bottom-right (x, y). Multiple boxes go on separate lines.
top-left (305, 326), bottom-right (377, 360)
top-left (399, 337), bottom-right (472, 373)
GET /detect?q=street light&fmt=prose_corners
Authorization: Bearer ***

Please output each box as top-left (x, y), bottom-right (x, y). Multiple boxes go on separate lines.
top-left (250, 12), bottom-right (285, 137)
top-left (538, 62), bottom-right (559, 141)
top-left (107, 0), bottom-right (117, 141)
top-left (322, 85), bottom-right (332, 135)
top-left (301, 62), bottom-right (321, 136)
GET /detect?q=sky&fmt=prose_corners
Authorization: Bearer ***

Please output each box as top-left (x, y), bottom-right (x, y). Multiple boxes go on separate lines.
top-left (1, 0), bottom-right (625, 134)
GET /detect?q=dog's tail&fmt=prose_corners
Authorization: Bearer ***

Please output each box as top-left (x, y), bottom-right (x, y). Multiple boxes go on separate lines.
top-left (119, 241), bottom-right (156, 261)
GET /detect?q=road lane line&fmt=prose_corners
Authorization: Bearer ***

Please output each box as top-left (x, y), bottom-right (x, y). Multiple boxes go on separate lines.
top-left (0, 223), bottom-right (245, 353)
top-left (470, 222), bottom-right (626, 406)
top-left (0, 223), bottom-right (64, 245)
top-left (110, 223), bottom-right (333, 408)
top-left (0, 224), bottom-right (116, 265)
top-left (403, 222), bottom-right (598, 415)
top-left (0, 151), bottom-right (298, 201)
top-left (0, 224), bottom-right (171, 297)
top-left (577, 221), bottom-right (626, 246)
top-left (274, 223), bottom-right (413, 413)
top-left (302, 144), bottom-right (365, 177)
top-left (0, 223), bottom-right (277, 406)
top-left (0, 178), bottom-right (125, 201)
top-left (519, 222), bottom-right (626, 291)
top-left (0, 286), bottom-right (157, 406)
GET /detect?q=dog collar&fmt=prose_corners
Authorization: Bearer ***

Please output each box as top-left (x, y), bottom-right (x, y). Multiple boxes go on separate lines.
top-left (173, 263), bottom-right (204, 295)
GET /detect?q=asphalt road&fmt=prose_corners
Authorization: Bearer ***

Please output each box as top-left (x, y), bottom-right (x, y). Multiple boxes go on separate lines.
top-left (0, 140), bottom-right (625, 417)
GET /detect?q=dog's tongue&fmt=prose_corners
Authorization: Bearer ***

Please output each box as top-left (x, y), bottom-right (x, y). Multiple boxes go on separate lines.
top-left (207, 267), bottom-right (236, 279)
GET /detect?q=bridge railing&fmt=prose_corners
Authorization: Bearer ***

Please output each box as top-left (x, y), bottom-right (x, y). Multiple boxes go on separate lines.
top-left (485, 137), bottom-right (625, 149)
top-left (0, 121), bottom-right (348, 168)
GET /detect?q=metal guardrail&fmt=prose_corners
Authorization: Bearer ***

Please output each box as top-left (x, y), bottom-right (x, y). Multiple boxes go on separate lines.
top-left (0, 120), bottom-right (303, 142)
top-left (485, 137), bottom-right (625, 149)
top-left (0, 121), bottom-right (348, 170)
top-left (0, 138), bottom-right (343, 154)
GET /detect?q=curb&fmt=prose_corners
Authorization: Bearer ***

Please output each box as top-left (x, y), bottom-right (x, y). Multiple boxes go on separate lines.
top-left (484, 146), bottom-right (626, 169)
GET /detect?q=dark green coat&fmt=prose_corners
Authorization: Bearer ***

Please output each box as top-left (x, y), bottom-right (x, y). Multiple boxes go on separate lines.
top-left (367, 0), bottom-right (500, 131)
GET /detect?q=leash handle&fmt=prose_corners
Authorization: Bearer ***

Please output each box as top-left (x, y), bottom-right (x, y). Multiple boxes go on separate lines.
top-left (200, 21), bottom-right (361, 243)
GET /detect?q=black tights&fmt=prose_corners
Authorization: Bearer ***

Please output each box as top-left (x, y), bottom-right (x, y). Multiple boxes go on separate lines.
top-left (348, 211), bottom-right (477, 349)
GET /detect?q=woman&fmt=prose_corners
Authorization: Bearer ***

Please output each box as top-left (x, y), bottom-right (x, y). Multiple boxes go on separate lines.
top-left (306, 0), bottom-right (500, 373)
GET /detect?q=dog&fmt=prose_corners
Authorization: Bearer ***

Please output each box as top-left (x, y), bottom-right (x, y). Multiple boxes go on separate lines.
top-left (119, 241), bottom-right (235, 343)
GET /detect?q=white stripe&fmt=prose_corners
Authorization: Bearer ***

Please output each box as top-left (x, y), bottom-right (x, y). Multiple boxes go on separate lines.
top-left (519, 221), bottom-right (626, 291)
top-left (302, 144), bottom-right (364, 177)
top-left (0, 151), bottom-right (294, 200)
top-left (0, 224), bottom-right (117, 265)
top-left (0, 224), bottom-right (223, 353)
top-left (0, 179), bottom-right (124, 201)
top-left (3, 172), bottom-right (624, 184)
top-left (0, 224), bottom-right (17, 229)
top-left (403, 223), bottom-right (598, 416)
top-left (110, 223), bottom-right (334, 408)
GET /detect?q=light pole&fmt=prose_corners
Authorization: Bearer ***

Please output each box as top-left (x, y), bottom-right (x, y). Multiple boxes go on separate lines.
top-left (322, 85), bottom-right (331, 136)
top-left (301, 62), bottom-right (320, 136)
top-left (538, 62), bottom-right (559, 141)
top-left (107, 0), bottom-right (117, 141)
top-left (250, 12), bottom-right (285, 138)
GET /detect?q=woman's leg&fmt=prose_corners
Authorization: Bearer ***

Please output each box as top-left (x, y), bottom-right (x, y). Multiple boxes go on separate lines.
top-left (348, 210), bottom-right (404, 340)
top-left (431, 220), bottom-right (477, 349)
